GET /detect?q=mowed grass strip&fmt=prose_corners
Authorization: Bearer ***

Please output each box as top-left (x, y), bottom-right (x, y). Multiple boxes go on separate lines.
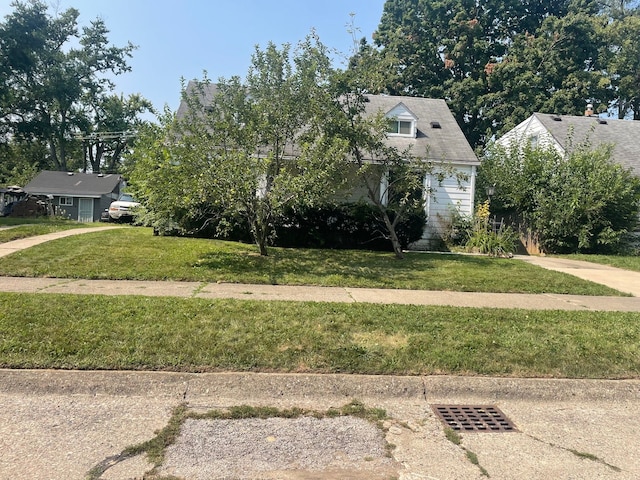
top-left (0, 228), bottom-right (623, 295)
top-left (0, 222), bottom-right (91, 243)
top-left (1, 292), bottom-right (639, 378)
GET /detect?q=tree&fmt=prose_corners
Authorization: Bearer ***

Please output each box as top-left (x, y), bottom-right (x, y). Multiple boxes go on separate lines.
top-left (478, 142), bottom-right (640, 253)
top-left (78, 93), bottom-right (153, 173)
top-left (128, 35), bottom-right (349, 256)
top-left (370, 0), bottom-right (640, 147)
top-left (323, 59), bottom-right (431, 259)
top-left (604, 12), bottom-right (640, 119)
top-left (372, 0), bottom-right (573, 147)
top-left (0, 1), bottom-right (142, 172)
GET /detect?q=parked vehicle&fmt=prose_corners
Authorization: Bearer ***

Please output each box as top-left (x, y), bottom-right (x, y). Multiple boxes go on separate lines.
top-left (108, 194), bottom-right (140, 222)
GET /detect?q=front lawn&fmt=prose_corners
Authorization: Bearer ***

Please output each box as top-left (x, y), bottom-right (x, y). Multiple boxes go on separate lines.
top-left (0, 227), bottom-right (623, 295)
top-left (561, 254), bottom-right (640, 273)
top-left (0, 221), bottom-right (91, 243)
top-left (1, 292), bottom-right (638, 378)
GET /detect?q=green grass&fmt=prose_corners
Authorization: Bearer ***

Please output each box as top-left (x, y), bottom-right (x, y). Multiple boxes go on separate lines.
top-left (561, 254), bottom-right (640, 272)
top-left (1, 292), bottom-right (639, 378)
top-left (0, 227), bottom-right (623, 295)
top-left (0, 221), bottom-right (93, 243)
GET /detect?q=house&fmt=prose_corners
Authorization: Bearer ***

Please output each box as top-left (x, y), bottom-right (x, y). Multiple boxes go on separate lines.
top-left (24, 170), bottom-right (125, 222)
top-left (361, 95), bottom-right (479, 248)
top-left (496, 111), bottom-right (640, 176)
top-left (178, 82), bottom-right (479, 248)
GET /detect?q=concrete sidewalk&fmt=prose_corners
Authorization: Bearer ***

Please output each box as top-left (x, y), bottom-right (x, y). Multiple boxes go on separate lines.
top-left (3, 275), bottom-right (640, 311)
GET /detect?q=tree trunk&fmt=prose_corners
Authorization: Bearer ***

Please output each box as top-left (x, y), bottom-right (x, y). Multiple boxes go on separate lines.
top-left (381, 211), bottom-right (404, 259)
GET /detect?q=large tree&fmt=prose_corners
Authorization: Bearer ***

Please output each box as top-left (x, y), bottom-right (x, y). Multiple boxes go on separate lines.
top-left (369, 0), bottom-right (640, 147)
top-left (0, 0), bottom-right (145, 173)
top-left (128, 35), bottom-right (349, 256)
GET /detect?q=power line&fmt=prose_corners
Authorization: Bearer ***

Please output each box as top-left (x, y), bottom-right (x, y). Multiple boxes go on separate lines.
top-left (73, 131), bottom-right (137, 141)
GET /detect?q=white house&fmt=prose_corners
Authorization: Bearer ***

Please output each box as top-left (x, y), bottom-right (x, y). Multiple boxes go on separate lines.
top-left (178, 82), bottom-right (479, 248)
top-left (360, 94), bottom-right (479, 248)
top-left (496, 111), bottom-right (640, 176)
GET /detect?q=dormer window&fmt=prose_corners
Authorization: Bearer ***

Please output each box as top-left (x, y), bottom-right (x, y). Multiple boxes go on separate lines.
top-left (385, 102), bottom-right (418, 138)
top-left (387, 120), bottom-right (413, 135)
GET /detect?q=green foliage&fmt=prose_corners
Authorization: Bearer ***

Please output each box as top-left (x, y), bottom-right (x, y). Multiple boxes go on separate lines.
top-left (0, 1), bottom-right (150, 174)
top-left (128, 34), bottom-right (348, 256)
top-left (479, 142), bottom-right (640, 253)
top-left (465, 200), bottom-right (518, 256)
top-left (273, 202), bottom-right (426, 251)
top-left (370, 0), bottom-right (640, 146)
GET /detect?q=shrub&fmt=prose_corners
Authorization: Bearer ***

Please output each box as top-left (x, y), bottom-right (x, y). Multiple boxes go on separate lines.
top-left (465, 200), bottom-right (517, 256)
top-left (273, 202), bottom-right (426, 251)
top-left (479, 142), bottom-right (640, 254)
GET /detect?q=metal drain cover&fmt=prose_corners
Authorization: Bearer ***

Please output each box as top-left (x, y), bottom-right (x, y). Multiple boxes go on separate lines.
top-left (432, 405), bottom-right (517, 432)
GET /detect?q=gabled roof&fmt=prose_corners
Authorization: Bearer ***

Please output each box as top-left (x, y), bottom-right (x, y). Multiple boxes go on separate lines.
top-left (176, 82), bottom-right (478, 166)
top-left (25, 171), bottom-right (122, 198)
top-left (364, 95), bottom-right (478, 165)
top-left (532, 113), bottom-right (640, 173)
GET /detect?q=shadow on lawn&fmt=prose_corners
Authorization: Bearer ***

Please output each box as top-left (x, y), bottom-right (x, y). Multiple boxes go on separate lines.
top-left (195, 248), bottom-right (497, 286)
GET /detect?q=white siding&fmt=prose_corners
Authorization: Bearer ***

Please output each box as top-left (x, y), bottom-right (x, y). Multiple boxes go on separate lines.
top-left (415, 165), bottom-right (476, 248)
top-left (496, 116), bottom-right (565, 155)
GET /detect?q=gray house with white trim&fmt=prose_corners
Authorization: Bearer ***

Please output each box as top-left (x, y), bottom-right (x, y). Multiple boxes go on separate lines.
top-left (25, 171), bottom-right (125, 222)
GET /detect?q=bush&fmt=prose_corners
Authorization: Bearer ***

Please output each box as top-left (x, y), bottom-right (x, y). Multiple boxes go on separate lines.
top-left (273, 202), bottom-right (426, 251)
top-left (465, 200), bottom-right (518, 256)
top-left (479, 142), bottom-right (640, 254)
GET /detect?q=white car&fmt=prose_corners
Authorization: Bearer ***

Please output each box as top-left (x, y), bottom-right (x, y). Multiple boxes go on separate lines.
top-left (108, 194), bottom-right (140, 222)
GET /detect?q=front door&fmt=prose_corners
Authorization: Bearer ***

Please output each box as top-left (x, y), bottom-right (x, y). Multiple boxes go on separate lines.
top-left (78, 198), bottom-right (94, 223)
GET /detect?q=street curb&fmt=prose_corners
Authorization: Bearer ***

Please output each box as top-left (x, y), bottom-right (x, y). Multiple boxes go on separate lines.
top-left (1, 369), bottom-right (638, 402)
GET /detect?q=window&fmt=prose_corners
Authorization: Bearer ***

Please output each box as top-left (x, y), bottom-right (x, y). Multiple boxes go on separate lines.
top-left (529, 135), bottom-right (539, 149)
top-left (387, 120), bottom-right (413, 135)
top-left (59, 197), bottom-right (73, 206)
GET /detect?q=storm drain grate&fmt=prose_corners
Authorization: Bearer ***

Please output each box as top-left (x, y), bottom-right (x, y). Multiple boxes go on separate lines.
top-left (432, 405), bottom-right (517, 432)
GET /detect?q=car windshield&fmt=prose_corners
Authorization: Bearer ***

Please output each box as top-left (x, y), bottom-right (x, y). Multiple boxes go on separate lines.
top-left (119, 194), bottom-right (136, 202)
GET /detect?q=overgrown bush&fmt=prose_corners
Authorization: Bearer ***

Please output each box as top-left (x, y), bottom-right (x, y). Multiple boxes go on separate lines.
top-left (151, 202), bottom-right (426, 252)
top-left (479, 142), bottom-right (640, 254)
top-left (273, 202), bottom-right (426, 251)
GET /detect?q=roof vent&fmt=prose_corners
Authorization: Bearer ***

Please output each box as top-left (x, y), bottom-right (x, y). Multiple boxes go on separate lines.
top-left (551, 115), bottom-right (562, 121)
top-left (431, 121), bottom-right (442, 129)
top-left (597, 118), bottom-right (608, 125)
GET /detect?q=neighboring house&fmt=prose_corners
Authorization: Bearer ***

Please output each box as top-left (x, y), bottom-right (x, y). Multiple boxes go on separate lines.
top-left (496, 111), bottom-right (640, 176)
top-left (178, 82), bottom-right (479, 248)
top-left (24, 170), bottom-right (125, 222)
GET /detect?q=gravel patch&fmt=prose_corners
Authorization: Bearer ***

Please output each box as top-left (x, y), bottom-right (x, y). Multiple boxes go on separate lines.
top-left (160, 416), bottom-right (398, 479)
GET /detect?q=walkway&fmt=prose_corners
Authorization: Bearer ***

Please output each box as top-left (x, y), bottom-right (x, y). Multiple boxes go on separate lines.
top-left (2, 227), bottom-right (640, 310)
top-left (3, 275), bottom-right (640, 311)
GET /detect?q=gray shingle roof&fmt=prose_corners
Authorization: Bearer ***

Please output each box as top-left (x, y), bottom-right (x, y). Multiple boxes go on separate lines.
top-left (364, 95), bottom-right (478, 164)
top-left (533, 113), bottom-right (640, 173)
top-left (176, 82), bottom-right (478, 166)
top-left (25, 171), bottom-right (122, 197)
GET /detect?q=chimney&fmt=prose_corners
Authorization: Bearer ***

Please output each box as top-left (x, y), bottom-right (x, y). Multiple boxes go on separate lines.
top-left (585, 103), bottom-right (594, 116)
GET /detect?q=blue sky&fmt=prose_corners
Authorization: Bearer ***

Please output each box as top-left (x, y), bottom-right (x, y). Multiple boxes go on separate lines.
top-left (1, 1), bottom-right (386, 114)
